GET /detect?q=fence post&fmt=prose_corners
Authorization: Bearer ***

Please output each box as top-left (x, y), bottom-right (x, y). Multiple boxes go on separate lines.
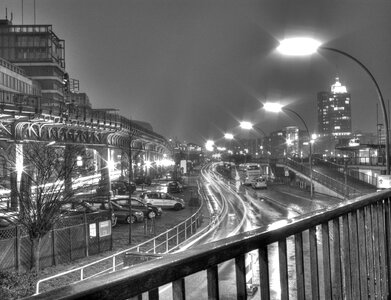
top-left (52, 227), bottom-right (56, 266)
top-left (166, 232), bottom-right (169, 253)
top-left (84, 213), bottom-right (89, 257)
top-left (69, 227), bottom-right (72, 261)
top-left (15, 225), bottom-right (20, 272)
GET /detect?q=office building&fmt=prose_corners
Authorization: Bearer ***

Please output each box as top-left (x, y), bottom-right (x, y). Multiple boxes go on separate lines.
top-left (317, 77), bottom-right (352, 137)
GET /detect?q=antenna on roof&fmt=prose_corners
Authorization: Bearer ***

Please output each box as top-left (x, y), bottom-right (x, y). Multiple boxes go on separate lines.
top-left (22, 0), bottom-right (24, 24)
top-left (10, 12), bottom-right (13, 22)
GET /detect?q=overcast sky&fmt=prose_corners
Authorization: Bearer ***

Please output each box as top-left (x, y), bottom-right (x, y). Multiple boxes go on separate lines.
top-left (1, 0), bottom-right (391, 146)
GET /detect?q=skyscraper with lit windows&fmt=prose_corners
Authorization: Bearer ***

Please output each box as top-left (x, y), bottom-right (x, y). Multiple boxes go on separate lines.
top-left (317, 77), bottom-right (352, 137)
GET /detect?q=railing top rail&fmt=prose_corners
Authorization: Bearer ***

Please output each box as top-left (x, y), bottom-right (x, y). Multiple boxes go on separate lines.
top-left (29, 189), bottom-right (391, 300)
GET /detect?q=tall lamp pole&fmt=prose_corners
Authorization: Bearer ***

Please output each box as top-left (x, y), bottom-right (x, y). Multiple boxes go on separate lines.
top-left (264, 103), bottom-right (314, 198)
top-left (283, 107), bottom-right (314, 198)
top-left (128, 120), bottom-right (133, 244)
top-left (277, 37), bottom-right (389, 174)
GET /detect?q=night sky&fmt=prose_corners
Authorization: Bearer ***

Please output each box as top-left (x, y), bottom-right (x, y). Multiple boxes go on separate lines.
top-left (1, 0), bottom-right (391, 146)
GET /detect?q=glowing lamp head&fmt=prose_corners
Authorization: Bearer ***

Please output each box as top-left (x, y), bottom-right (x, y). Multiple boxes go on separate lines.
top-left (240, 121), bottom-right (253, 130)
top-left (224, 133), bottom-right (234, 140)
top-left (205, 140), bottom-right (215, 152)
top-left (277, 37), bottom-right (321, 56)
top-left (264, 102), bottom-right (283, 113)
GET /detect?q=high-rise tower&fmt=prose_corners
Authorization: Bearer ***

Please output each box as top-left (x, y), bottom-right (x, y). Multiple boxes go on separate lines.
top-left (317, 77), bottom-right (352, 137)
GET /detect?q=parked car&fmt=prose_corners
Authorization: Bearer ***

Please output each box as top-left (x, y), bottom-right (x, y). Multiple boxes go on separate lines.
top-left (134, 176), bottom-right (152, 186)
top-left (111, 196), bottom-right (162, 219)
top-left (111, 201), bottom-right (144, 224)
top-left (167, 181), bottom-right (183, 193)
top-left (61, 201), bottom-right (118, 227)
top-left (111, 180), bottom-right (136, 195)
top-left (0, 211), bottom-right (17, 227)
top-left (251, 177), bottom-right (267, 189)
top-left (139, 192), bottom-right (185, 210)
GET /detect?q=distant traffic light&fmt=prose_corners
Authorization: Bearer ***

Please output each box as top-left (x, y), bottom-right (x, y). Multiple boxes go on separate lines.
top-left (63, 73), bottom-right (70, 94)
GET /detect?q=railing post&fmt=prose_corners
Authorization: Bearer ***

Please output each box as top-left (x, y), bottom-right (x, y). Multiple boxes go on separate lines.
top-left (166, 232), bottom-right (169, 253)
top-left (207, 266), bottom-right (219, 299)
top-left (177, 227), bottom-right (179, 246)
top-left (259, 246), bottom-right (270, 299)
top-left (385, 199), bottom-right (391, 298)
top-left (235, 254), bottom-right (247, 300)
top-left (190, 216), bottom-right (193, 236)
top-left (172, 278), bottom-right (185, 300)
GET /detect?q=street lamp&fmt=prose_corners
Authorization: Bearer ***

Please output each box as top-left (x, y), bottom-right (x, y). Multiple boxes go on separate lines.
top-left (277, 37), bottom-right (389, 174)
top-left (224, 133), bottom-right (234, 140)
top-left (264, 102), bottom-right (314, 198)
top-left (240, 121), bottom-right (267, 158)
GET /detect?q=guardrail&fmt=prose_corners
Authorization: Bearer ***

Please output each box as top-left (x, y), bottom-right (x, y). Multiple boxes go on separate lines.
top-left (28, 189), bottom-right (391, 300)
top-left (35, 181), bottom-right (209, 295)
top-left (313, 157), bottom-right (378, 187)
top-left (284, 158), bottom-right (364, 198)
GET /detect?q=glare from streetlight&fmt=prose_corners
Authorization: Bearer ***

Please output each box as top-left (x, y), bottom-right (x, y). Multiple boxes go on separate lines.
top-left (277, 37), bottom-right (321, 56)
top-left (240, 121), bottom-right (253, 130)
top-left (263, 102), bottom-right (283, 113)
top-left (224, 133), bottom-right (234, 140)
top-left (205, 140), bottom-right (215, 152)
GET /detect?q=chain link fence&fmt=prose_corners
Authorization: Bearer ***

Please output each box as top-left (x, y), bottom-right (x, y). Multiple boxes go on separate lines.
top-left (0, 211), bottom-right (113, 272)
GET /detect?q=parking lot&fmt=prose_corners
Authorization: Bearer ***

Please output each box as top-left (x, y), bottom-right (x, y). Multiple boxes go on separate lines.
top-left (111, 177), bottom-right (203, 250)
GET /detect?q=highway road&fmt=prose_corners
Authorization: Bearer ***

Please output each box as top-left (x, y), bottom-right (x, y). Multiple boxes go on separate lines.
top-left (158, 162), bottom-right (342, 300)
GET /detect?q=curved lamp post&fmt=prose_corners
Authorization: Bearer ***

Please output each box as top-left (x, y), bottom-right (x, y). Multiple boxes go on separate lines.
top-left (277, 37), bottom-right (389, 174)
top-left (264, 102), bottom-right (314, 198)
top-left (239, 121), bottom-right (267, 157)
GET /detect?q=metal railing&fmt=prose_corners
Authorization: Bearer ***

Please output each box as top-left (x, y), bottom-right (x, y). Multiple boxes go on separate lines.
top-left (313, 157), bottom-right (378, 187)
top-left (284, 158), bottom-right (364, 199)
top-left (35, 183), bottom-right (209, 295)
top-left (28, 189), bottom-right (391, 300)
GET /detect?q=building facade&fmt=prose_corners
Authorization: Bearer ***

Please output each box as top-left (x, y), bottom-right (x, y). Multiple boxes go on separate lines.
top-left (0, 19), bottom-right (66, 102)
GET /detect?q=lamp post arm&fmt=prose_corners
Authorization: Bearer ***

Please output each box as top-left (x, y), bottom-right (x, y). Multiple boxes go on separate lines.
top-left (282, 107), bottom-right (310, 139)
top-left (282, 106), bottom-right (313, 198)
top-left (253, 126), bottom-right (267, 137)
top-left (320, 46), bottom-right (389, 174)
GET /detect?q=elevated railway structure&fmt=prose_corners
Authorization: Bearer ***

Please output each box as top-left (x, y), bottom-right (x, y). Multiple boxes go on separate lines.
top-left (0, 88), bottom-right (171, 207)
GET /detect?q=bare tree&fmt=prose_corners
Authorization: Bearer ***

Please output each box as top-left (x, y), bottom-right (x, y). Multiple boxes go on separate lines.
top-left (0, 142), bottom-right (84, 272)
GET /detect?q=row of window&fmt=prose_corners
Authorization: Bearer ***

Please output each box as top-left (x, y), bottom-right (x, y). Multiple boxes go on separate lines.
top-left (0, 48), bottom-right (51, 60)
top-left (0, 71), bottom-right (40, 95)
top-left (0, 25), bottom-right (51, 33)
top-left (0, 35), bottom-right (49, 47)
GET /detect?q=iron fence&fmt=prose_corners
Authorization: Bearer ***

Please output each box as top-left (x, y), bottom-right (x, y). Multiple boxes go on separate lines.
top-left (35, 181), bottom-right (208, 294)
top-left (0, 211), bottom-right (112, 272)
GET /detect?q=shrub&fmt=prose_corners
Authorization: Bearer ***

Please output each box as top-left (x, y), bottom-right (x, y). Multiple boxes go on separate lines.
top-left (0, 270), bottom-right (37, 299)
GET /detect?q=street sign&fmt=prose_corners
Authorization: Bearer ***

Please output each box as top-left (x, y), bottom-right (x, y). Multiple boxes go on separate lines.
top-left (377, 175), bottom-right (391, 189)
